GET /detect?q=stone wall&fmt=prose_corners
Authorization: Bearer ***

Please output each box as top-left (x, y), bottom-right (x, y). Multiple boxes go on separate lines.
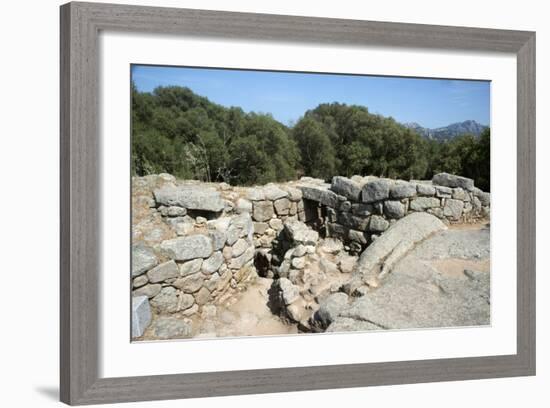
top-left (130, 172), bottom-right (489, 337)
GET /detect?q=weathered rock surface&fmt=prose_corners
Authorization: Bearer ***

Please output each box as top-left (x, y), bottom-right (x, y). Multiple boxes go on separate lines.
top-left (153, 186), bottom-right (225, 212)
top-left (284, 220), bottom-right (319, 246)
top-left (152, 317), bottom-right (193, 339)
top-left (331, 176), bottom-right (362, 201)
top-left (132, 244), bottom-right (158, 277)
top-left (160, 235), bottom-right (213, 261)
top-left (362, 179), bottom-right (392, 203)
top-left (432, 172), bottom-right (474, 191)
top-left (355, 212), bottom-right (447, 287)
top-left (147, 260), bottom-right (179, 283)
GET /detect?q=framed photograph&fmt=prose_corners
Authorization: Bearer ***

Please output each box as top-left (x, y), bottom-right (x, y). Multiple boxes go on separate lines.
top-left (60, 1), bottom-right (535, 405)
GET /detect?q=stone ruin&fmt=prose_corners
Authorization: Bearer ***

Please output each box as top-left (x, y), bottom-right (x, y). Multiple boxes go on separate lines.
top-left (131, 172), bottom-right (490, 339)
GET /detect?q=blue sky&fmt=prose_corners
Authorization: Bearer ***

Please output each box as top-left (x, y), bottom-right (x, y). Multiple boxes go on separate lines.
top-left (131, 65), bottom-right (490, 129)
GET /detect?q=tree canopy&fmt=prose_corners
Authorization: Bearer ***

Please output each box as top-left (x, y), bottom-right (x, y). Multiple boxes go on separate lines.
top-left (132, 84), bottom-right (490, 190)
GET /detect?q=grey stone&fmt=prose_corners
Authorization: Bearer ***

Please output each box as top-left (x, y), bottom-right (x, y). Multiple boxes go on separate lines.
top-left (153, 317), bottom-right (193, 339)
top-left (435, 185), bottom-right (453, 198)
top-left (194, 287), bottom-right (211, 306)
top-left (416, 183), bottom-right (436, 196)
top-left (252, 201), bottom-right (274, 222)
top-left (390, 181), bottom-right (416, 199)
top-left (231, 239), bottom-right (249, 258)
top-left (319, 238), bottom-right (344, 254)
top-left (368, 215), bottom-right (390, 232)
top-left (384, 200), bottom-right (406, 219)
top-left (284, 220), bottom-right (319, 245)
top-left (147, 260), bottom-right (179, 283)
top-left (292, 244), bottom-right (307, 258)
top-left (132, 244), bottom-right (158, 277)
top-left (409, 197), bottom-right (441, 211)
top-left (477, 192), bottom-right (490, 206)
top-left (351, 203), bottom-right (374, 217)
top-left (348, 229), bottom-right (368, 244)
top-left (153, 186), bottom-right (224, 212)
top-left (175, 221), bottom-right (194, 236)
top-left (160, 235), bottom-right (213, 261)
top-left (299, 185), bottom-right (339, 208)
top-left (177, 293), bottom-right (195, 311)
top-left (132, 275), bottom-right (148, 288)
top-left (201, 251), bottom-right (224, 274)
top-left (452, 187), bottom-right (466, 200)
top-left (338, 254), bottom-right (357, 274)
top-left (337, 212), bottom-right (369, 231)
top-left (291, 257), bottom-right (306, 269)
top-left (131, 296), bottom-right (152, 338)
top-left (150, 286), bottom-right (179, 313)
top-left (173, 272), bottom-right (204, 293)
top-left (339, 201), bottom-right (352, 212)
top-left (203, 272), bottom-right (220, 292)
top-left (356, 212), bottom-right (447, 287)
top-left (133, 283), bottom-right (161, 298)
top-left (269, 218), bottom-right (284, 231)
top-left (274, 198), bottom-right (291, 215)
top-left (330, 176), bottom-right (362, 201)
top-left (443, 199), bottom-right (465, 221)
top-left (362, 179), bottom-right (391, 203)
top-left (253, 222), bottom-right (269, 235)
top-left (228, 246), bottom-right (255, 270)
top-left (178, 258), bottom-right (203, 277)
top-left (165, 206), bottom-right (187, 217)
top-left (285, 186), bottom-right (303, 201)
top-left (326, 317), bottom-right (380, 333)
top-left (432, 172), bottom-right (475, 191)
top-left (235, 198), bottom-right (253, 214)
top-left (313, 293), bottom-right (349, 329)
top-left (319, 258), bottom-right (339, 274)
top-left (263, 185), bottom-right (288, 201)
top-left (246, 188), bottom-right (265, 201)
top-left (278, 278), bottom-right (300, 305)
top-left (208, 229), bottom-right (227, 251)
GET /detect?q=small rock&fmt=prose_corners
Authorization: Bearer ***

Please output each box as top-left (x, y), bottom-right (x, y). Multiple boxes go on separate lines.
top-left (235, 198), bottom-right (252, 214)
top-left (390, 181), bottom-right (416, 199)
top-left (178, 258), bottom-right (203, 277)
top-left (147, 260), bottom-right (179, 283)
top-left (291, 257), bottom-right (306, 269)
top-left (278, 278), bottom-right (300, 305)
top-left (368, 215), bottom-right (389, 232)
top-left (132, 275), bottom-right (148, 288)
top-left (173, 273), bottom-right (204, 293)
top-left (194, 287), bottom-right (211, 305)
top-left (201, 251), bottom-right (224, 274)
top-left (231, 239), bottom-right (249, 258)
top-left (133, 283), bottom-right (161, 299)
top-left (274, 198), bottom-right (291, 215)
top-left (416, 183), bottom-right (436, 196)
top-left (150, 286), bottom-right (179, 313)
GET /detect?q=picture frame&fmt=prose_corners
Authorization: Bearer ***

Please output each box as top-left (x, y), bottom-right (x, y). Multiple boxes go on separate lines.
top-left (60, 2), bottom-right (536, 405)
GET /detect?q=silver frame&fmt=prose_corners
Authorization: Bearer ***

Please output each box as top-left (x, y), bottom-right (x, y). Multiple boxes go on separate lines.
top-left (60, 2), bottom-right (536, 405)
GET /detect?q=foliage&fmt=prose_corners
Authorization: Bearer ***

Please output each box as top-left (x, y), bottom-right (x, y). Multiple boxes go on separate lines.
top-left (132, 84), bottom-right (490, 190)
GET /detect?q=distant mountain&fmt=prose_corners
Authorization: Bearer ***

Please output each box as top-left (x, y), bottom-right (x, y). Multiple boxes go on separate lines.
top-left (403, 120), bottom-right (488, 141)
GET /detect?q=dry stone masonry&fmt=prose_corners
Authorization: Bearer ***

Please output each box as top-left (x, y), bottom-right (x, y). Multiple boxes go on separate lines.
top-left (131, 172), bottom-right (490, 338)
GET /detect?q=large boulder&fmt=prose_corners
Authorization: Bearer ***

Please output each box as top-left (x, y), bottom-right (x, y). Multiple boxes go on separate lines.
top-left (361, 179), bottom-right (392, 203)
top-left (299, 185), bottom-right (340, 208)
top-left (153, 186), bottom-right (224, 212)
top-left (330, 176), bottom-right (362, 201)
top-left (432, 173), bottom-right (474, 191)
top-left (160, 234), bottom-right (213, 261)
top-left (355, 212), bottom-right (447, 287)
